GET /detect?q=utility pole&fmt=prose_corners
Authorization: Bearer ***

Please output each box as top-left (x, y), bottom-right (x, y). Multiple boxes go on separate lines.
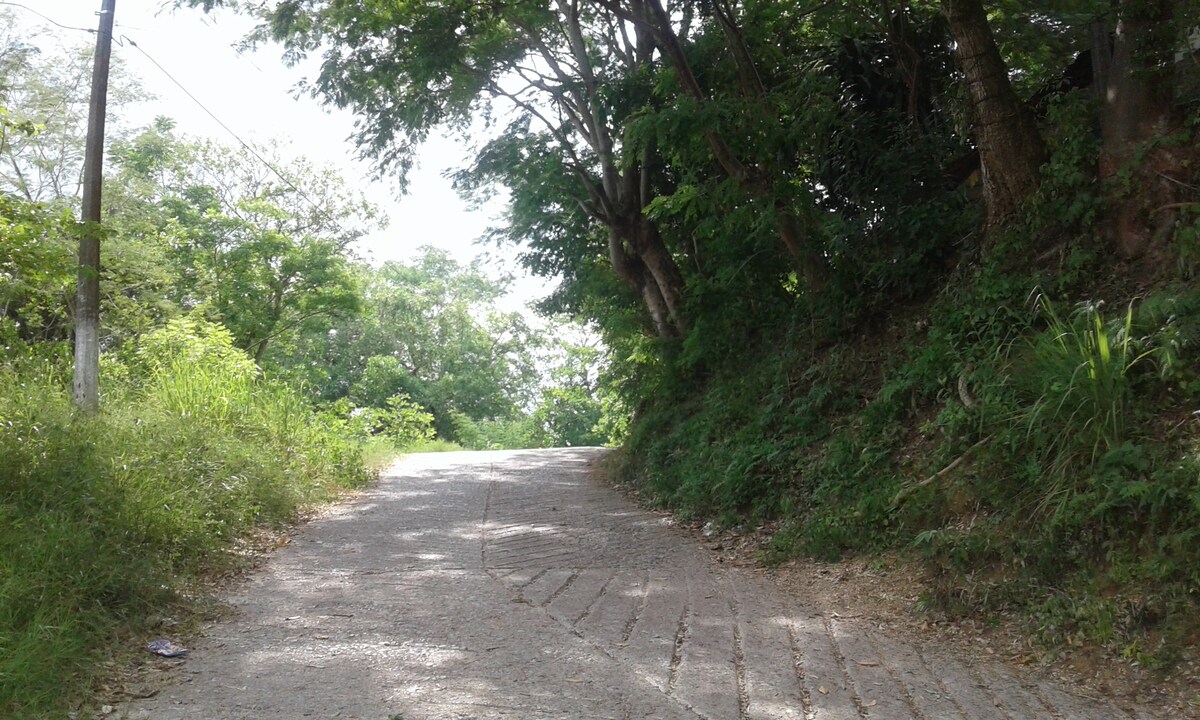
top-left (74, 0), bottom-right (116, 412)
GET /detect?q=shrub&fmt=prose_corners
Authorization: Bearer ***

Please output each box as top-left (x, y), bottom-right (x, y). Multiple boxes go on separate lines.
top-left (381, 394), bottom-right (437, 447)
top-left (0, 321), bottom-right (372, 718)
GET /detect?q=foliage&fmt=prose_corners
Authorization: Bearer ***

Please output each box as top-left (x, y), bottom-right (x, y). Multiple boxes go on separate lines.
top-left (0, 333), bottom-right (371, 718)
top-left (299, 248), bottom-right (544, 441)
top-left (0, 191), bottom-right (74, 347)
top-left (123, 315), bottom-right (257, 382)
top-left (530, 386), bottom-right (607, 447)
top-left (109, 123), bottom-right (375, 362)
top-left (0, 17), bottom-right (148, 203)
top-left (617, 247), bottom-right (1200, 664)
top-left (527, 333), bottom-right (612, 447)
top-left (449, 411), bottom-right (537, 451)
top-left (356, 394), bottom-right (437, 449)
top-left (906, 285), bottom-right (1200, 666)
top-left (1007, 296), bottom-right (1159, 512)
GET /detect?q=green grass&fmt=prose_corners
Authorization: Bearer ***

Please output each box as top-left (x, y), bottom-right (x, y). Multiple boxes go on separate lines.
top-left (362, 436), bottom-right (404, 469)
top-left (1007, 295), bottom-right (1159, 513)
top-left (0, 329), bottom-right (374, 718)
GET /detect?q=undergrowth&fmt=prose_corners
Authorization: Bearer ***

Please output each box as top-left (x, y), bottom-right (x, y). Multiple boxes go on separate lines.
top-left (618, 258), bottom-right (1200, 670)
top-left (611, 93), bottom-right (1200, 670)
top-left (0, 318), bottom-right (373, 719)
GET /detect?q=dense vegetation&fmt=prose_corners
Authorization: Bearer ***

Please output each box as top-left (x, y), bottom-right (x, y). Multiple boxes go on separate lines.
top-left (0, 18), bottom-right (613, 718)
top-left (188, 0), bottom-right (1200, 676)
top-left (5, 0), bottom-right (1200, 714)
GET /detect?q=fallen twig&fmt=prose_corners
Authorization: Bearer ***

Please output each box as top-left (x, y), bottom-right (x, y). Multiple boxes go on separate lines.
top-left (1151, 202), bottom-right (1200, 215)
top-left (891, 435), bottom-right (993, 507)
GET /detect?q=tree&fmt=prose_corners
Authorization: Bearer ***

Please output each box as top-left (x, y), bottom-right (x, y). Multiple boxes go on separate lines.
top-left (0, 13), bottom-right (146, 205)
top-left (300, 248), bottom-right (542, 439)
top-left (0, 184), bottom-right (74, 348)
top-left (530, 335), bottom-right (610, 447)
top-left (1096, 0), bottom-right (1191, 259)
top-left (190, 0), bottom-right (691, 337)
top-left (941, 0), bottom-right (1046, 231)
top-left (110, 122), bottom-right (378, 363)
top-left (602, 0), bottom-right (830, 287)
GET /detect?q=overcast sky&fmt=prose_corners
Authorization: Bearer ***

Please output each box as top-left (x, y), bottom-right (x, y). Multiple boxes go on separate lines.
top-left (14, 0), bottom-right (528, 292)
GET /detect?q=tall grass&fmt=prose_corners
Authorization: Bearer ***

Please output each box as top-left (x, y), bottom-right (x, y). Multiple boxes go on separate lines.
top-left (1014, 296), bottom-right (1158, 513)
top-left (0, 320), bottom-right (373, 718)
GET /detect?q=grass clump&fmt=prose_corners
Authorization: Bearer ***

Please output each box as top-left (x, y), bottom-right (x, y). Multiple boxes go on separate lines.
top-left (0, 317), bottom-right (373, 718)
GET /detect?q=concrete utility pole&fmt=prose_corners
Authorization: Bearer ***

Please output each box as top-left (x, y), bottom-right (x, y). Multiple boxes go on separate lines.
top-left (74, 0), bottom-right (116, 412)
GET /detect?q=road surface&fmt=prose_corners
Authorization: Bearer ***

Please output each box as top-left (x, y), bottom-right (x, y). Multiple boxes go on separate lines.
top-left (119, 448), bottom-right (1154, 719)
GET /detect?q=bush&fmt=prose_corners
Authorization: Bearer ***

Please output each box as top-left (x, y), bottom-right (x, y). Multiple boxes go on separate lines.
top-left (380, 394), bottom-right (437, 447)
top-left (449, 411), bottom-right (537, 451)
top-left (530, 386), bottom-right (607, 447)
top-left (909, 290), bottom-right (1200, 664)
top-left (0, 321), bottom-right (373, 718)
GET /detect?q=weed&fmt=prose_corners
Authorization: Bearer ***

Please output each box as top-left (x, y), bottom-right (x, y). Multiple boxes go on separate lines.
top-left (1011, 295), bottom-right (1159, 514)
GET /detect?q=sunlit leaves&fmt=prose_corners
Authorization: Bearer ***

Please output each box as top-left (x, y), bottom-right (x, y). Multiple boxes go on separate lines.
top-left (0, 192), bottom-right (73, 347)
top-left (109, 123), bottom-right (378, 362)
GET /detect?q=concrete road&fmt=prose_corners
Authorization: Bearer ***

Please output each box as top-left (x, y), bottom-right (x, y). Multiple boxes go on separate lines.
top-left (120, 448), bottom-right (1155, 719)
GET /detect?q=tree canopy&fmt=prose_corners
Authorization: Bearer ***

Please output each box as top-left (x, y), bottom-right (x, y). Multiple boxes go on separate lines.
top-left (193, 0), bottom-right (1198, 340)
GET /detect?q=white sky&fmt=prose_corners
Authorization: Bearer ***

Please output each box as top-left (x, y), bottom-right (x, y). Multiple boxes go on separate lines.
top-left (15, 0), bottom-right (536, 302)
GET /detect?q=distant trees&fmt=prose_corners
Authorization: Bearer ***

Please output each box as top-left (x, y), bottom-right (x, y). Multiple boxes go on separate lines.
top-left (304, 248), bottom-right (543, 439)
top-left (110, 121), bottom-right (373, 362)
top-left (1, 29), bottom-right (615, 448)
top-left (0, 14), bottom-right (146, 204)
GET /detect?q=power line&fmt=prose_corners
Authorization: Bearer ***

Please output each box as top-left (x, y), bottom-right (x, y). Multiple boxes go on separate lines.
top-left (121, 35), bottom-right (349, 236)
top-left (0, 2), bottom-right (97, 34)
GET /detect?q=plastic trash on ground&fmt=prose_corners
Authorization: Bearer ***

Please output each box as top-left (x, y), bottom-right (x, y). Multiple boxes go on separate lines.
top-left (146, 639), bottom-right (188, 657)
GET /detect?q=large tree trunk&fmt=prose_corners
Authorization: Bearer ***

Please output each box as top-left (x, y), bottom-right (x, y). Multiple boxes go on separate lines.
top-left (633, 217), bottom-right (687, 332)
top-left (1098, 0), bottom-right (1183, 259)
top-left (942, 0), bottom-right (1046, 231)
top-left (608, 227), bottom-right (680, 338)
